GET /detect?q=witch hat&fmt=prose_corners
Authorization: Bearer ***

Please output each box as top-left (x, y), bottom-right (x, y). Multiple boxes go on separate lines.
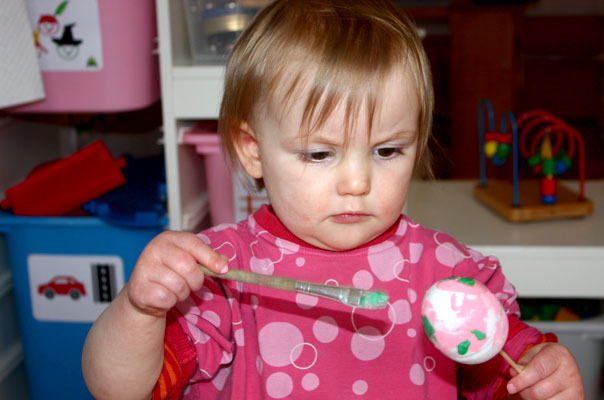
top-left (52, 23), bottom-right (82, 46)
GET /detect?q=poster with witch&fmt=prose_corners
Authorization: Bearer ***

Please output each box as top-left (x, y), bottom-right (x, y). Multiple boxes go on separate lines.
top-left (26, 0), bottom-right (103, 71)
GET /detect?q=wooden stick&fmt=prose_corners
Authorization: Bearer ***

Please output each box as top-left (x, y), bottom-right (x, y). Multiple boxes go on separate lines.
top-left (499, 350), bottom-right (523, 374)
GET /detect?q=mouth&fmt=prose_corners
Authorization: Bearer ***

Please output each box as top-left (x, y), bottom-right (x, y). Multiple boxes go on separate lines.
top-left (330, 212), bottom-right (371, 223)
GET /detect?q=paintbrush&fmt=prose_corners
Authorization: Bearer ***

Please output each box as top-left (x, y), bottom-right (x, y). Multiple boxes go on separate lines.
top-left (198, 264), bottom-right (388, 309)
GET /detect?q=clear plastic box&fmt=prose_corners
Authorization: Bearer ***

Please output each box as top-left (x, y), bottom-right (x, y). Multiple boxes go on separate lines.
top-left (183, 0), bottom-right (265, 64)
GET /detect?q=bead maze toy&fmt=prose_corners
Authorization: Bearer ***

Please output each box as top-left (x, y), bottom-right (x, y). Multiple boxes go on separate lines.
top-left (474, 99), bottom-right (593, 222)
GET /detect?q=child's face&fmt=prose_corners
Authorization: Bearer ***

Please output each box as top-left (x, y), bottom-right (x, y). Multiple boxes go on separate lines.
top-left (241, 67), bottom-right (419, 251)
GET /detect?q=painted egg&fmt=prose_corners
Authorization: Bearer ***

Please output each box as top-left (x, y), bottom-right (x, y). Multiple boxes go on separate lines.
top-left (421, 276), bottom-right (509, 364)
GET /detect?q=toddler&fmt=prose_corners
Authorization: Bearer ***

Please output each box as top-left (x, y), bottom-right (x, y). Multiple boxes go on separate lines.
top-left (82, 0), bottom-right (584, 398)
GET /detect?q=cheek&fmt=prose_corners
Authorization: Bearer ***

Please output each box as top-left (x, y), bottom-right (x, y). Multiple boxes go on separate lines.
top-left (375, 170), bottom-right (411, 212)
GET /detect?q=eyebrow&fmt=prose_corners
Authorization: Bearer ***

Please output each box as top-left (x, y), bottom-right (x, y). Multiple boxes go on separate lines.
top-left (370, 129), bottom-right (418, 144)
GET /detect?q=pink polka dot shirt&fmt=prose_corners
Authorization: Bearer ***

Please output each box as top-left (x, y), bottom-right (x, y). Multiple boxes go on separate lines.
top-left (161, 205), bottom-right (546, 399)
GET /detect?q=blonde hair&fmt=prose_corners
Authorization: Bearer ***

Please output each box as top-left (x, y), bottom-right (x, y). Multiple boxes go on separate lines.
top-left (219, 0), bottom-right (434, 190)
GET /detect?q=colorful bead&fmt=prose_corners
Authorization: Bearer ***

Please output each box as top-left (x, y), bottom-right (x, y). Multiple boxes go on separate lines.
top-left (484, 140), bottom-right (498, 158)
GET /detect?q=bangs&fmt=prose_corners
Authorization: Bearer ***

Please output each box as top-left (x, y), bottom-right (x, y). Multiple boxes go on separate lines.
top-left (255, 1), bottom-right (417, 141)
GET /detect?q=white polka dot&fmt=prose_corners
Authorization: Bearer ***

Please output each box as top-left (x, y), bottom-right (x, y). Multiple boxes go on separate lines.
top-left (409, 363), bottom-right (425, 386)
top-left (351, 304), bottom-right (396, 340)
top-left (350, 327), bottom-right (385, 361)
top-left (407, 288), bottom-right (417, 303)
top-left (295, 257), bottom-right (306, 267)
top-left (234, 329), bottom-right (245, 346)
top-left (211, 223), bottom-right (237, 232)
top-left (189, 325), bottom-right (210, 344)
top-left (221, 350), bottom-right (232, 364)
top-left (296, 293), bottom-right (319, 309)
top-left (212, 365), bottom-right (231, 390)
top-left (302, 373), bottom-right (319, 391)
top-left (290, 343), bottom-right (317, 370)
top-left (390, 299), bottom-right (412, 325)
top-left (352, 270), bottom-right (373, 290)
top-left (202, 310), bottom-right (221, 328)
top-left (407, 328), bottom-right (416, 337)
top-left (424, 356), bottom-right (436, 372)
top-left (266, 372), bottom-right (293, 399)
top-left (435, 242), bottom-right (466, 267)
top-left (368, 241), bottom-right (404, 282)
top-left (251, 295), bottom-right (259, 310)
top-left (200, 286), bottom-right (214, 301)
top-left (275, 238), bottom-right (300, 254)
top-left (313, 316), bottom-right (339, 343)
top-left (409, 242), bottom-right (423, 263)
top-left (250, 256), bottom-right (274, 275)
top-left (352, 380), bottom-right (368, 395)
top-left (259, 322), bottom-right (303, 367)
top-left (396, 219), bottom-right (408, 236)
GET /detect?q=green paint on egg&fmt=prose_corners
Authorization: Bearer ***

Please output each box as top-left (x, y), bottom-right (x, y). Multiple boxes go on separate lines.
top-left (422, 316), bottom-right (435, 338)
top-left (457, 277), bottom-right (475, 286)
top-left (457, 340), bottom-right (471, 355)
top-left (471, 329), bottom-right (486, 340)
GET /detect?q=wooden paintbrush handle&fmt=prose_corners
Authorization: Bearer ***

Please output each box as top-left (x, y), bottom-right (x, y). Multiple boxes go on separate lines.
top-left (499, 350), bottom-right (523, 374)
top-left (199, 264), bottom-right (297, 292)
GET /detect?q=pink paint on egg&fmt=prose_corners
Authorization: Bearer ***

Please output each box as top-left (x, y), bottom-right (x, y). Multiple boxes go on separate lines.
top-left (421, 277), bottom-right (509, 364)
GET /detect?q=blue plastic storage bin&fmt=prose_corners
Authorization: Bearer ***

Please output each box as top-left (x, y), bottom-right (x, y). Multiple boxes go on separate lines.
top-left (0, 213), bottom-right (163, 399)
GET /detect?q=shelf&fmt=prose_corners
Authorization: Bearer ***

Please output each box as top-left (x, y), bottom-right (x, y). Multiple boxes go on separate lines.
top-left (406, 180), bottom-right (604, 298)
top-left (171, 66), bottom-right (225, 119)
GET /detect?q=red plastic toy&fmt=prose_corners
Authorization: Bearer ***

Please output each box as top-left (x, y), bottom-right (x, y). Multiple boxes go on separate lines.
top-left (1, 140), bottom-right (126, 216)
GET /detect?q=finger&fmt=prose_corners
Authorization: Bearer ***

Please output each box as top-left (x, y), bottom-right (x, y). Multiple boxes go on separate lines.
top-left (515, 377), bottom-right (564, 399)
top-left (158, 245), bottom-right (207, 292)
top-left (172, 232), bottom-right (229, 274)
top-left (128, 280), bottom-right (179, 316)
top-left (507, 351), bottom-right (559, 395)
top-left (149, 264), bottom-right (191, 302)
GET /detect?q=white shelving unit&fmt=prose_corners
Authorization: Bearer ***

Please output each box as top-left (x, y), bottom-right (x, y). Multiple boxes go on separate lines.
top-left (156, 0), bottom-right (224, 231)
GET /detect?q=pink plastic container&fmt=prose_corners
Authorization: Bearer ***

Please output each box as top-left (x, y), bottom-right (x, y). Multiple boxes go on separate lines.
top-left (182, 122), bottom-right (235, 225)
top-left (11, 0), bottom-right (159, 113)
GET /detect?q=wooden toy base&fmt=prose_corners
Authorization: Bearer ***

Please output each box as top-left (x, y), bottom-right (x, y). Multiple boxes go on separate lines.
top-left (473, 180), bottom-right (593, 222)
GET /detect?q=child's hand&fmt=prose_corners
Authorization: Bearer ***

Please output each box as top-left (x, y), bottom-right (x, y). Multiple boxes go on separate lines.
top-left (506, 342), bottom-right (584, 399)
top-left (126, 231), bottom-right (228, 318)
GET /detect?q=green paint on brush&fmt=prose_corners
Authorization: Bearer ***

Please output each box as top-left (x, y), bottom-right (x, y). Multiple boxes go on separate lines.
top-left (422, 316), bottom-right (435, 339)
top-left (359, 291), bottom-right (389, 309)
top-left (471, 329), bottom-right (486, 340)
top-left (457, 340), bottom-right (471, 355)
top-left (457, 277), bottom-right (475, 286)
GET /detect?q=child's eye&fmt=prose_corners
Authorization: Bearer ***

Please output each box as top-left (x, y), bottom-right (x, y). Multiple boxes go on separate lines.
top-left (299, 151), bottom-right (333, 162)
top-left (374, 147), bottom-right (402, 159)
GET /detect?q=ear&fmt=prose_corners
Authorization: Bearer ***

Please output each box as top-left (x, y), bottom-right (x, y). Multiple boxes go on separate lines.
top-left (234, 122), bottom-right (263, 179)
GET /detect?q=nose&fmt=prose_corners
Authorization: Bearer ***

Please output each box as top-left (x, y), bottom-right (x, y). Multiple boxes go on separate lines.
top-left (336, 158), bottom-right (371, 196)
